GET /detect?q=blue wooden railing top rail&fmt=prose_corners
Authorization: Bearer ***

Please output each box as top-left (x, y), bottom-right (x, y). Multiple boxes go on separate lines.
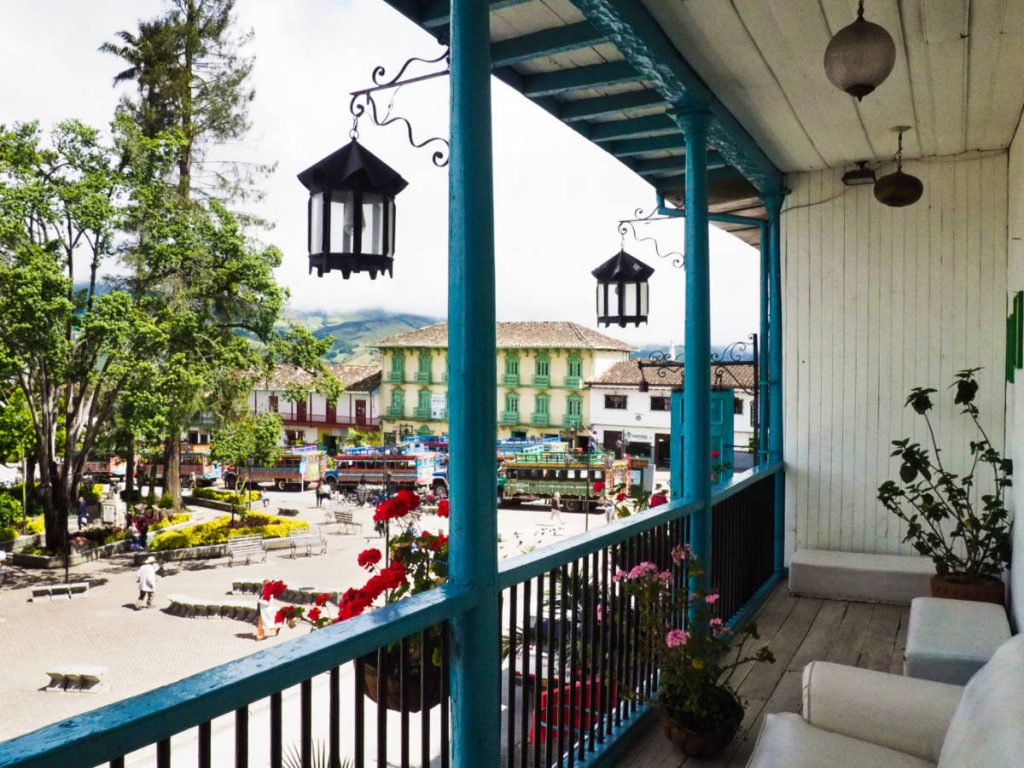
top-left (0, 462), bottom-right (782, 768)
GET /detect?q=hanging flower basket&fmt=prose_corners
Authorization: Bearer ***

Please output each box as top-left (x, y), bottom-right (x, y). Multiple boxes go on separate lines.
top-left (359, 648), bottom-right (442, 713)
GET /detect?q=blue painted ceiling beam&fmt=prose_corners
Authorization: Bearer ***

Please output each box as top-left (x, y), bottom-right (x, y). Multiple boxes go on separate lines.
top-left (654, 165), bottom-right (743, 190)
top-left (608, 133), bottom-right (685, 157)
top-left (491, 22), bottom-right (607, 67)
top-left (628, 152), bottom-right (725, 177)
top-left (560, 90), bottom-right (665, 122)
top-left (522, 60), bottom-right (643, 98)
top-left (572, 0), bottom-right (783, 194)
top-left (587, 114), bottom-right (678, 143)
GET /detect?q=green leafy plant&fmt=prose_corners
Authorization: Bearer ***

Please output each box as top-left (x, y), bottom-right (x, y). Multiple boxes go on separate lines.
top-left (149, 513), bottom-right (307, 551)
top-left (618, 549), bottom-right (773, 735)
top-left (0, 494), bottom-right (22, 528)
top-left (877, 369), bottom-right (1012, 581)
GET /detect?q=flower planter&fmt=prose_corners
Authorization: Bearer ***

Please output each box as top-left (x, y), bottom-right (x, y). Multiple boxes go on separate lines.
top-left (657, 695), bottom-right (743, 759)
top-left (360, 651), bottom-right (442, 713)
top-left (930, 575), bottom-right (1005, 606)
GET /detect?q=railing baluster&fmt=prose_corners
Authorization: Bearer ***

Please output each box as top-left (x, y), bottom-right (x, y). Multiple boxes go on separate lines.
top-left (329, 668), bottom-right (340, 768)
top-left (376, 647), bottom-right (387, 768)
top-left (420, 628), bottom-right (431, 768)
top-left (156, 737), bottom-right (171, 768)
top-left (579, 555), bottom-right (590, 761)
top-left (598, 547), bottom-right (609, 741)
top-left (557, 563), bottom-right (568, 764)
top-left (506, 585), bottom-right (517, 768)
top-left (355, 657), bottom-right (365, 768)
top-left (270, 693), bottom-right (282, 768)
top-left (400, 635), bottom-right (410, 768)
top-left (301, 678), bottom-right (312, 768)
top-left (567, 558), bottom-right (579, 768)
top-left (545, 568), bottom-right (556, 768)
top-left (110, 759), bottom-right (124, 768)
top-left (440, 622), bottom-right (450, 768)
top-left (532, 576), bottom-right (543, 768)
top-left (235, 706), bottom-right (248, 768)
top-left (199, 720), bottom-right (212, 768)
top-left (519, 579), bottom-right (531, 768)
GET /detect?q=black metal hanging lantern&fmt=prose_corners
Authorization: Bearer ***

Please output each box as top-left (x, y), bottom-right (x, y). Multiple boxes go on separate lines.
top-left (592, 250), bottom-right (654, 328)
top-left (874, 127), bottom-right (923, 208)
top-left (298, 139), bottom-right (408, 279)
top-left (824, 1), bottom-right (896, 100)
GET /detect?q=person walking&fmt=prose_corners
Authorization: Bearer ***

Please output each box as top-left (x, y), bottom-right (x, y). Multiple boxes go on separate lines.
top-left (549, 492), bottom-right (564, 527)
top-left (136, 556), bottom-right (159, 609)
top-left (76, 496), bottom-right (88, 530)
top-left (138, 517), bottom-right (150, 550)
top-left (315, 479), bottom-right (328, 508)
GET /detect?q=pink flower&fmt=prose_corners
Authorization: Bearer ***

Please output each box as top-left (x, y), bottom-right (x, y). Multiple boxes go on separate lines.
top-left (670, 544), bottom-right (686, 565)
top-left (705, 593), bottom-right (720, 605)
top-left (666, 629), bottom-right (690, 648)
top-left (612, 567), bottom-right (627, 583)
top-left (596, 603), bottom-right (605, 621)
top-left (709, 617), bottom-right (725, 633)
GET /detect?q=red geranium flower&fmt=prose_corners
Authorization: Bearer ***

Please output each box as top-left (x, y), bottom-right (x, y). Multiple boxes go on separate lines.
top-left (261, 579), bottom-right (287, 601)
top-left (307, 607), bottom-right (321, 622)
top-left (395, 489), bottom-right (420, 512)
top-left (710, 450), bottom-right (720, 459)
top-left (593, 481), bottom-right (605, 494)
top-left (615, 492), bottom-right (627, 503)
top-left (437, 499), bottom-right (449, 518)
top-left (357, 548), bottom-right (382, 569)
top-left (314, 592), bottom-right (331, 607)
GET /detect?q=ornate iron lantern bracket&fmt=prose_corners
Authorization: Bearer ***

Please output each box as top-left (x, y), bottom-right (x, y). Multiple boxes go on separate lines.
top-left (617, 207), bottom-right (685, 267)
top-left (349, 47), bottom-right (451, 167)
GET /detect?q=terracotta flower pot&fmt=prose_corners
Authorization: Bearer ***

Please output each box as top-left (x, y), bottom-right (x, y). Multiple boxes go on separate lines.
top-left (360, 652), bottom-right (442, 713)
top-left (657, 693), bottom-right (743, 758)
top-left (930, 575), bottom-right (1005, 606)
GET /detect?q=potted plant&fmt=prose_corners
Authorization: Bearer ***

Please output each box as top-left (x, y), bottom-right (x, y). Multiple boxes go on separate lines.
top-left (275, 490), bottom-right (450, 711)
top-left (617, 547), bottom-right (773, 758)
top-left (878, 369), bottom-right (1012, 605)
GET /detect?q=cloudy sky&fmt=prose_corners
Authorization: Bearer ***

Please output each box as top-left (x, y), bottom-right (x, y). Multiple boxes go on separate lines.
top-left (0, 0), bottom-right (761, 348)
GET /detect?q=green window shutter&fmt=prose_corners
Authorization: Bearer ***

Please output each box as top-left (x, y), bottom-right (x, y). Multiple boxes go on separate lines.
top-left (536, 394), bottom-right (549, 414)
top-left (418, 389), bottom-right (431, 410)
top-left (505, 391), bottom-right (519, 412)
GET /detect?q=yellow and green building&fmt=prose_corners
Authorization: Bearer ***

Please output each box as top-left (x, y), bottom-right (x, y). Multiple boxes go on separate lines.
top-left (374, 321), bottom-right (632, 439)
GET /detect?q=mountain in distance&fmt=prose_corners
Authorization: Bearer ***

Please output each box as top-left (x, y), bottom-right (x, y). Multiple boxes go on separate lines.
top-left (284, 308), bottom-right (441, 364)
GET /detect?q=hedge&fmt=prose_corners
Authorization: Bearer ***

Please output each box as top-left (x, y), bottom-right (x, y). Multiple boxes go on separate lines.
top-left (150, 513), bottom-right (308, 552)
top-left (190, 488), bottom-right (261, 503)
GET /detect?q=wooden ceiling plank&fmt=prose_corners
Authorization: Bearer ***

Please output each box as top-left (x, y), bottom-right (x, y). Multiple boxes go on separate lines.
top-left (491, 22), bottom-right (607, 67)
top-left (560, 89), bottom-right (664, 121)
top-left (522, 60), bottom-right (643, 97)
top-left (422, 0), bottom-right (533, 30)
top-left (588, 113), bottom-right (676, 142)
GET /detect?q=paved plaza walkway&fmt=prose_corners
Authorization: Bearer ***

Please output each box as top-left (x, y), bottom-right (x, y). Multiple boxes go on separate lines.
top-left (0, 489), bottom-right (605, 746)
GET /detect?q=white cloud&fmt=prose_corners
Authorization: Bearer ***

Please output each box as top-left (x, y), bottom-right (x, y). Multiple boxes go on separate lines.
top-left (0, 0), bottom-right (761, 347)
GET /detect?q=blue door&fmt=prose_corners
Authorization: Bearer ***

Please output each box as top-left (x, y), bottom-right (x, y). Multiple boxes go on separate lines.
top-left (669, 388), bottom-right (736, 497)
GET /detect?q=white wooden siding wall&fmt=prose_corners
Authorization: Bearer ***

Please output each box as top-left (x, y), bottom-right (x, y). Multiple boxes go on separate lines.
top-left (781, 153), bottom-right (1008, 559)
top-left (1007, 118), bottom-right (1024, 631)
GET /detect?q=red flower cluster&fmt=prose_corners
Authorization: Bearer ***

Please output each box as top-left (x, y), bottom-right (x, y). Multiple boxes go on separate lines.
top-left (650, 492), bottom-right (668, 507)
top-left (314, 592), bottom-right (331, 607)
top-left (336, 561), bottom-right (409, 621)
top-left (710, 450), bottom-right (720, 459)
top-left (373, 489), bottom-right (421, 522)
top-left (274, 604), bottom-right (300, 624)
top-left (615, 492), bottom-right (628, 503)
top-left (593, 481), bottom-right (606, 494)
top-left (357, 548), bottom-right (382, 569)
top-left (261, 580), bottom-right (287, 601)
top-left (307, 607), bottom-right (322, 622)
top-left (422, 531), bottom-right (448, 551)
top-left (437, 499), bottom-right (450, 518)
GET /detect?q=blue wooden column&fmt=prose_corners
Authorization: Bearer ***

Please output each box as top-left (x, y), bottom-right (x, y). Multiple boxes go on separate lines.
top-left (758, 223), bottom-right (769, 465)
top-left (678, 109), bottom-right (713, 580)
top-left (447, 2), bottom-right (500, 766)
top-left (764, 193), bottom-right (785, 572)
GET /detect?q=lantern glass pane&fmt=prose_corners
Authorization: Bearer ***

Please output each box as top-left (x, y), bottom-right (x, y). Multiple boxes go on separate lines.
top-left (596, 284), bottom-right (606, 318)
top-left (388, 198), bottom-right (396, 256)
top-left (621, 282), bottom-right (638, 318)
top-left (640, 281), bottom-right (649, 316)
top-left (362, 192), bottom-right (385, 256)
top-left (329, 190), bottom-right (356, 253)
top-left (310, 192), bottom-right (324, 255)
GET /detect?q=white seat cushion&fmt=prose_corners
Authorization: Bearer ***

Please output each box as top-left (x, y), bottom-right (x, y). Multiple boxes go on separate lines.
top-left (789, 549), bottom-right (934, 604)
top-left (905, 597), bottom-right (1011, 685)
top-left (748, 713), bottom-right (936, 768)
top-left (938, 634), bottom-right (1024, 768)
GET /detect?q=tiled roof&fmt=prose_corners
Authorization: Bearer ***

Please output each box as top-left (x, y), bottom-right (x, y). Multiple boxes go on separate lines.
top-left (374, 322), bottom-right (633, 351)
top-left (258, 364), bottom-right (381, 392)
top-left (587, 359), bottom-right (756, 391)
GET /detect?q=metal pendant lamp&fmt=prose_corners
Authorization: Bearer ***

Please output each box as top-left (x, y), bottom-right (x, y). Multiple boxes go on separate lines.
top-left (592, 250), bottom-right (654, 328)
top-left (874, 127), bottom-right (923, 208)
top-left (824, 1), bottom-right (896, 100)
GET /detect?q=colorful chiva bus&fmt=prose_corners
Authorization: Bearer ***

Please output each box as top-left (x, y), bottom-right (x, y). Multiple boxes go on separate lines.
top-left (324, 447), bottom-right (437, 490)
top-left (82, 456), bottom-right (127, 482)
top-left (136, 448), bottom-right (221, 488)
top-left (222, 448), bottom-right (327, 491)
top-left (497, 448), bottom-right (629, 512)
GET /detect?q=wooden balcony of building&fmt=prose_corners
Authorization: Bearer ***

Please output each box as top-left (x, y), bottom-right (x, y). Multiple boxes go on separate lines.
top-left (615, 584), bottom-right (910, 768)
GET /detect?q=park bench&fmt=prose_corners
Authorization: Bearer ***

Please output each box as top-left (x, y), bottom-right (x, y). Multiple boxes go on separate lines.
top-left (44, 665), bottom-right (107, 693)
top-left (31, 582), bottom-right (89, 601)
top-left (288, 529), bottom-right (327, 558)
top-left (166, 593), bottom-right (259, 622)
top-left (226, 535), bottom-right (266, 566)
top-left (332, 509), bottom-right (362, 535)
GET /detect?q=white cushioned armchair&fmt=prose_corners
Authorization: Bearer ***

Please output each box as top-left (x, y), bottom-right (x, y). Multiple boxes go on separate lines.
top-left (747, 634), bottom-right (1024, 768)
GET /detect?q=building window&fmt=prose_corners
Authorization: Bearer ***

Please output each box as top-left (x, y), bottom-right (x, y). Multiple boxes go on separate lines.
top-left (390, 351), bottom-right (405, 381)
top-left (505, 391), bottom-right (519, 413)
top-left (650, 396), bottom-right (670, 411)
top-left (268, 394), bottom-right (279, 412)
top-left (733, 398), bottom-right (744, 416)
top-left (604, 394), bottom-right (628, 410)
top-left (418, 389), bottom-right (431, 412)
top-left (567, 395), bottom-right (582, 417)
top-left (505, 353), bottom-right (519, 377)
top-left (568, 355), bottom-right (583, 379)
top-left (390, 388), bottom-right (405, 410)
top-left (535, 356), bottom-right (549, 377)
top-left (535, 392), bottom-right (549, 415)
top-left (418, 350), bottom-right (432, 381)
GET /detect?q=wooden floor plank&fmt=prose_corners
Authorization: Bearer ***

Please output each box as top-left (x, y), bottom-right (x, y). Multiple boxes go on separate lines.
top-left (889, 605), bottom-right (911, 674)
top-left (858, 604), bottom-right (903, 671)
top-left (786, 599), bottom-right (848, 672)
top-left (726, 671), bottom-right (803, 768)
top-left (725, 588), bottom-right (800, 693)
top-left (737, 598), bottom-right (822, 701)
top-left (824, 601), bottom-right (875, 666)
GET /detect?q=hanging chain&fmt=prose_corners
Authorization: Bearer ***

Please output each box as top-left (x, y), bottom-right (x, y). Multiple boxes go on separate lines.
top-left (350, 116), bottom-right (359, 140)
top-left (857, 0), bottom-right (865, 19)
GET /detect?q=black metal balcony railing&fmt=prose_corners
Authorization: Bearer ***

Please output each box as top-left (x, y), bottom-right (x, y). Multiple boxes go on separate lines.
top-left (0, 465), bottom-right (781, 768)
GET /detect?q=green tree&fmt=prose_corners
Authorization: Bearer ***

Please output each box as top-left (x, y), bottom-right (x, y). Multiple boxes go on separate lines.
top-left (0, 120), bottom-right (166, 548)
top-left (210, 411), bottom-right (281, 519)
